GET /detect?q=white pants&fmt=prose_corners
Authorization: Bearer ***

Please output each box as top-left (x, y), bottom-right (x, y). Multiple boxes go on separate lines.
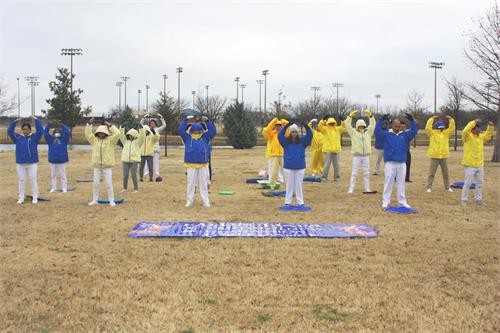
top-left (186, 166), bottom-right (209, 205)
top-left (383, 161), bottom-right (408, 207)
top-left (374, 149), bottom-right (384, 174)
top-left (284, 168), bottom-right (305, 205)
top-left (349, 155), bottom-right (371, 192)
top-left (143, 152), bottom-right (161, 177)
top-left (93, 168), bottom-right (114, 202)
top-left (16, 163), bottom-right (38, 200)
top-left (50, 163), bottom-right (67, 190)
top-left (268, 159), bottom-right (284, 183)
top-left (461, 167), bottom-right (484, 203)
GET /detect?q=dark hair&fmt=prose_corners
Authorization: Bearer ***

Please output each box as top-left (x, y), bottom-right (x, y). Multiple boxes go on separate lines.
top-left (21, 123), bottom-right (31, 130)
top-left (287, 134), bottom-right (300, 144)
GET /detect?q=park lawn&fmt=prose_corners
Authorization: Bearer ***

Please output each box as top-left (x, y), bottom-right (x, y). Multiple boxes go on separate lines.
top-left (0, 146), bottom-right (499, 332)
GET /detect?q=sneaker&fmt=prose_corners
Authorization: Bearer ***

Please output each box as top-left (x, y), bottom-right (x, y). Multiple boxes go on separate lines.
top-left (17, 199), bottom-right (24, 204)
top-left (312, 173), bottom-right (316, 177)
top-left (120, 189), bottom-right (128, 193)
top-left (185, 202), bottom-right (193, 208)
top-left (32, 198), bottom-right (38, 204)
top-left (347, 190), bottom-right (353, 194)
top-left (49, 188), bottom-right (56, 193)
top-left (447, 188), bottom-right (453, 192)
top-left (88, 201), bottom-right (98, 206)
top-left (273, 183), bottom-right (281, 190)
top-left (62, 189), bottom-right (67, 193)
top-left (334, 177), bottom-right (340, 181)
top-left (400, 203), bottom-right (412, 209)
top-left (109, 201), bottom-right (116, 207)
top-left (202, 202), bottom-right (211, 208)
top-left (382, 204), bottom-right (388, 209)
top-left (426, 188), bottom-right (432, 193)
top-left (132, 190), bottom-right (138, 193)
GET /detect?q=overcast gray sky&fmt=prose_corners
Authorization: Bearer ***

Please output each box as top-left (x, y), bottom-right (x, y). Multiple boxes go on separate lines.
top-left (0, 0), bottom-right (491, 117)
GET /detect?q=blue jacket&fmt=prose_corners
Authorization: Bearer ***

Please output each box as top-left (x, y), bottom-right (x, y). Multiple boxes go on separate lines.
top-left (8, 119), bottom-right (43, 164)
top-left (44, 124), bottom-right (71, 164)
top-left (278, 124), bottom-right (313, 170)
top-left (375, 120), bottom-right (417, 163)
top-left (179, 118), bottom-right (216, 164)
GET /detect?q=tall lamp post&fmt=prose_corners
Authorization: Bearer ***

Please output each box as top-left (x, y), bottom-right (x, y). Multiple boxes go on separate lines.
top-left (374, 94), bottom-right (381, 113)
top-left (428, 62), bottom-right (445, 113)
top-left (240, 84), bottom-right (246, 103)
top-left (145, 85), bottom-right (150, 112)
top-left (25, 76), bottom-right (39, 116)
top-left (332, 82), bottom-right (343, 114)
top-left (137, 89), bottom-right (142, 111)
top-left (163, 74), bottom-right (168, 97)
top-left (116, 82), bottom-right (123, 111)
top-left (234, 77), bottom-right (240, 102)
top-left (17, 77), bottom-right (21, 117)
top-left (176, 67), bottom-right (183, 111)
top-left (262, 70), bottom-right (269, 114)
top-left (486, 82), bottom-right (493, 109)
top-left (60, 48), bottom-right (83, 96)
top-left (191, 90), bottom-right (196, 109)
top-left (256, 79), bottom-right (264, 113)
top-left (311, 86), bottom-right (321, 113)
top-left (121, 76), bottom-right (130, 109)
top-left (205, 85), bottom-right (209, 115)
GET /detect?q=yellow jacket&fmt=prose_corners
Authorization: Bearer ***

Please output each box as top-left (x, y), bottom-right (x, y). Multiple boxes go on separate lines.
top-left (318, 118), bottom-right (346, 153)
top-left (85, 124), bottom-right (120, 168)
top-left (311, 129), bottom-right (323, 152)
top-left (345, 115), bottom-right (375, 156)
top-left (263, 117), bottom-right (288, 157)
top-left (425, 117), bottom-right (455, 159)
top-left (140, 125), bottom-right (160, 156)
top-left (461, 121), bottom-right (494, 167)
top-left (119, 127), bottom-right (146, 163)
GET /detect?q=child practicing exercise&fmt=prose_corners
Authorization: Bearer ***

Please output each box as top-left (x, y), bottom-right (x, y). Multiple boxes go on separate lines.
top-left (7, 116), bottom-right (43, 204)
top-left (375, 113), bottom-right (417, 209)
top-left (318, 115), bottom-right (346, 181)
top-left (179, 115), bottom-right (216, 207)
top-left (139, 124), bottom-right (160, 182)
top-left (119, 125), bottom-right (145, 192)
top-left (44, 122), bottom-right (71, 193)
top-left (278, 121), bottom-right (313, 206)
top-left (345, 108), bottom-right (375, 193)
top-left (425, 114), bottom-right (455, 192)
top-left (85, 118), bottom-right (120, 206)
top-left (263, 117), bottom-right (288, 189)
top-left (460, 119), bottom-right (494, 207)
top-left (308, 119), bottom-right (323, 177)
top-left (140, 114), bottom-right (166, 181)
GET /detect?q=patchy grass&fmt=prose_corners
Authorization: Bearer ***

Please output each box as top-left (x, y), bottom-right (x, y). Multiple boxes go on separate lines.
top-left (257, 313), bottom-right (271, 323)
top-left (313, 305), bottom-right (349, 322)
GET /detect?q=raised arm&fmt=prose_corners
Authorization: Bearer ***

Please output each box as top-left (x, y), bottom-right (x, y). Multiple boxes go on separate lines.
top-left (178, 118), bottom-right (189, 142)
top-left (118, 127), bottom-right (127, 145)
top-left (338, 120), bottom-right (346, 134)
top-left (345, 111), bottom-right (355, 136)
top-left (137, 127), bottom-right (146, 147)
top-left (61, 124), bottom-right (72, 143)
top-left (302, 123), bottom-right (313, 147)
top-left (7, 120), bottom-right (18, 142)
top-left (108, 124), bottom-right (121, 145)
top-left (406, 120), bottom-right (418, 142)
top-left (445, 117), bottom-right (455, 137)
top-left (44, 123), bottom-right (54, 144)
top-left (374, 119), bottom-right (386, 143)
top-left (461, 120), bottom-right (477, 143)
top-left (482, 122), bottom-right (494, 142)
top-left (203, 118), bottom-right (216, 140)
top-left (157, 115), bottom-right (166, 132)
top-left (33, 118), bottom-right (44, 143)
top-left (277, 122), bottom-right (290, 147)
top-left (425, 117), bottom-right (435, 137)
top-left (262, 117), bottom-right (278, 139)
top-left (367, 114), bottom-right (376, 136)
top-left (85, 123), bottom-right (95, 144)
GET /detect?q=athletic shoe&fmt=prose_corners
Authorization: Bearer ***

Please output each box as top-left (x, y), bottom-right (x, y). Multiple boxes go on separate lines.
top-left (32, 198), bottom-right (38, 204)
top-left (273, 183), bottom-right (281, 190)
top-left (400, 203), bottom-right (412, 209)
top-left (62, 189), bottom-right (67, 193)
top-left (312, 173), bottom-right (316, 177)
top-left (109, 201), bottom-right (116, 207)
top-left (382, 204), bottom-right (388, 209)
top-left (447, 188), bottom-right (453, 192)
top-left (334, 177), bottom-right (340, 181)
top-left (132, 190), bottom-right (138, 193)
top-left (202, 202), bottom-right (211, 208)
top-left (49, 188), bottom-right (56, 193)
top-left (185, 202), bottom-right (193, 208)
top-left (16, 199), bottom-right (24, 204)
top-left (426, 188), bottom-right (432, 193)
top-left (347, 190), bottom-right (353, 194)
top-left (88, 201), bottom-right (98, 206)
top-left (120, 189), bottom-right (128, 193)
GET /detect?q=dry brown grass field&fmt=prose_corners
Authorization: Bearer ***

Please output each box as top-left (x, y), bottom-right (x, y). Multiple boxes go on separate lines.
top-left (0, 146), bottom-right (499, 333)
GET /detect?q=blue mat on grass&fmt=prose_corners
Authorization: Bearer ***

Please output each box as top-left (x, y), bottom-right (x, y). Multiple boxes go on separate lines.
top-left (262, 191), bottom-right (286, 197)
top-left (98, 198), bottom-right (125, 204)
top-left (128, 222), bottom-right (379, 238)
top-left (385, 206), bottom-right (416, 214)
top-left (303, 176), bottom-right (322, 182)
top-left (451, 181), bottom-right (476, 189)
top-left (279, 205), bottom-right (312, 211)
top-left (246, 178), bottom-right (268, 184)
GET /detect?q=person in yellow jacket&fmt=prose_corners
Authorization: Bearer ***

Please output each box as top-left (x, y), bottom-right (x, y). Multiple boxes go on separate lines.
top-left (262, 117), bottom-right (288, 188)
top-left (318, 115), bottom-right (346, 180)
top-left (345, 109), bottom-right (375, 193)
top-left (461, 119), bottom-right (494, 206)
top-left (119, 126), bottom-right (146, 193)
top-left (85, 118), bottom-right (120, 206)
top-left (425, 115), bottom-right (455, 192)
top-left (265, 136), bottom-right (284, 183)
top-left (139, 125), bottom-right (160, 182)
top-left (309, 119), bottom-right (323, 176)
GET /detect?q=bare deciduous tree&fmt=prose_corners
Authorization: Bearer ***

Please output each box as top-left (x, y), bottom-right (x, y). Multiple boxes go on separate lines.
top-left (194, 95), bottom-right (227, 122)
top-left (405, 89), bottom-right (429, 146)
top-left (443, 78), bottom-right (465, 151)
top-left (0, 78), bottom-right (17, 115)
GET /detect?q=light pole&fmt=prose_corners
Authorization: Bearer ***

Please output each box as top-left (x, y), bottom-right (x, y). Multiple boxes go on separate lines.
top-left (137, 89), bottom-right (142, 111)
top-left (121, 76), bottom-right (130, 109)
top-left (256, 79), bottom-right (264, 112)
top-left (332, 82), bottom-right (343, 114)
top-left (486, 82), bottom-right (493, 109)
top-left (25, 76), bottom-right (39, 116)
top-left (429, 62), bottom-right (445, 113)
top-left (145, 85), bottom-right (150, 112)
top-left (60, 48), bottom-right (83, 97)
top-left (205, 85), bottom-right (209, 114)
top-left (374, 94), bottom-right (381, 113)
top-left (311, 86), bottom-right (321, 113)
top-left (192, 90), bottom-right (196, 109)
top-left (262, 70), bottom-right (269, 114)
top-left (240, 84), bottom-right (246, 103)
top-left (234, 77), bottom-right (240, 102)
top-left (17, 77), bottom-right (20, 116)
top-left (116, 82), bottom-right (123, 111)
top-left (176, 67), bottom-right (183, 111)
top-left (163, 74), bottom-right (168, 97)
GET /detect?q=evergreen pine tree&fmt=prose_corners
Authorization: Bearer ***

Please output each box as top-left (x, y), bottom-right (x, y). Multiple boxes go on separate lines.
top-left (222, 102), bottom-right (257, 149)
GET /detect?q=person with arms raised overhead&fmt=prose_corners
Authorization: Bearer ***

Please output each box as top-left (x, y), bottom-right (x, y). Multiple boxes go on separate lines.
top-left (318, 114), bottom-right (346, 181)
top-left (44, 122), bottom-right (71, 193)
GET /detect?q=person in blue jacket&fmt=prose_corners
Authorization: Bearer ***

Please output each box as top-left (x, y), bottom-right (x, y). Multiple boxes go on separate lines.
top-left (7, 116), bottom-right (43, 204)
top-left (278, 121), bottom-right (313, 206)
top-left (375, 113), bottom-right (418, 209)
top-left (373, 115), bottom-right (389, 175)
top-left (44, 122), bottom-right (71, 193)
top-left (179, 115), bottom-right (216, 208)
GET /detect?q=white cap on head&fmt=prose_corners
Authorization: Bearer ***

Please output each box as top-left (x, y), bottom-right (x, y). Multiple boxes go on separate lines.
top-left (356, 119), bottom-right (367, 128)
top-left (289, 124), bottom-right (299, 133)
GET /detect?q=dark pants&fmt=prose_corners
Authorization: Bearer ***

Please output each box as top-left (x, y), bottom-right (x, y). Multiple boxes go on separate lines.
top-left (140, 156), bottom-right (153, 181)
top-left (405, 150), bottom-right (411, 182)
top-left (123, 162), bottom-right (138, 190)
top-left (208, 155), bottom-right (212, 181)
